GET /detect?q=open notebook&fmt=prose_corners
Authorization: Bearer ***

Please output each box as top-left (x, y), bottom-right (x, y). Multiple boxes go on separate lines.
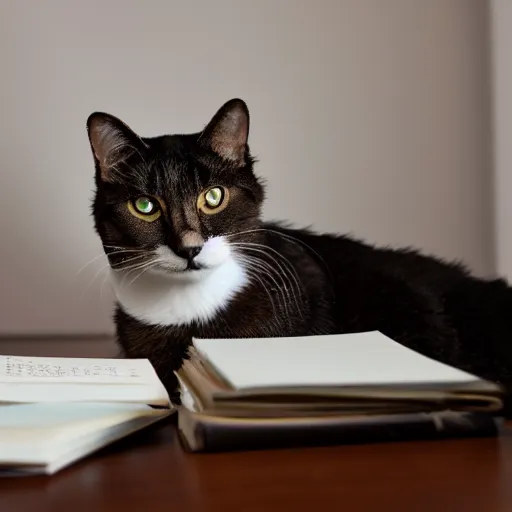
top-left (175, 331), bottom-right (504, 451)
top-left (0, 356), bottom-right (174, 476)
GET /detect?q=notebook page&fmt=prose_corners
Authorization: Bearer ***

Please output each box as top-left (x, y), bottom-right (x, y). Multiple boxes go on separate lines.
top-left (193, 331), bottom-right (480, 390)
top-left (0, 355), bottom-right (171, 406)
top-left (0, 402), bottom-right (155, 429)
top-left (0, 403), bottom-right (171, 467)
top-left (0, 355), bottom-right (156, 384)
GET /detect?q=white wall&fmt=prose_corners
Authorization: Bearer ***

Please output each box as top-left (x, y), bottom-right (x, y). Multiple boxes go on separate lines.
top-left (490, 0), bottom-right (512, 280)
top-left (0, 0), bottom-right (493, 336)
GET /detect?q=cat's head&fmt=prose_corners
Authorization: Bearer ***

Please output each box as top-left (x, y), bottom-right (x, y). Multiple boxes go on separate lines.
top-left (87, 99), bottom-right (265, 279)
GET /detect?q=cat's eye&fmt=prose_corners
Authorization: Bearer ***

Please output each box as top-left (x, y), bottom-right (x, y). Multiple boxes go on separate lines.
top-left (198, 187), bottom-right (229, 214)
top-left (135, 197), bottom-right (155, 214)
top-left (205, 187), bottom-right (223, 207)
top-left (127, 196), bottom-right (162, 222)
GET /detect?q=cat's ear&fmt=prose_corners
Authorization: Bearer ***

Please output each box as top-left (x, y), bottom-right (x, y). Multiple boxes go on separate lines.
top-left (199, 99), bottom-right (250, 165)
top-left (86, 112), bottom-right (145, 182)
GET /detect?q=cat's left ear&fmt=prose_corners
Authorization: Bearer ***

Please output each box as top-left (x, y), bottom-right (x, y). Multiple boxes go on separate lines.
top-left (87, 112), bottom-right (145, 182)
top-left (200, 99), bottom-right (250, 166)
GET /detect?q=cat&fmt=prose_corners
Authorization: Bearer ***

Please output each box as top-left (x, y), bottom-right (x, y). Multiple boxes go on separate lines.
top-left (87, 98), bottom-right (512, 412)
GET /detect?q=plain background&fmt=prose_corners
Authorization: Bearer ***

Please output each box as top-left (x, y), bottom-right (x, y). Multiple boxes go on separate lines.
top-left (0, 0), bottom-right (501, 341)
top-left (491, 0), bottom-right (512, 281)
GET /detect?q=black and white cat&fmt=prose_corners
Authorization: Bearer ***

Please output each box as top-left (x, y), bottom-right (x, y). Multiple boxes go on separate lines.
top-left (87, 99), bottom-right (512, 409)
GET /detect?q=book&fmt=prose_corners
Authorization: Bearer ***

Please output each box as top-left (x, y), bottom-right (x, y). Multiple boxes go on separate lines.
top-left (0, 355), bottom-right (175, 476)
top-left (175, 331), bottom-right (504, 452)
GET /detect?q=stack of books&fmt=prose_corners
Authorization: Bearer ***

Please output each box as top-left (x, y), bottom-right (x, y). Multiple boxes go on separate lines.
top-left (0, 331), bottom-right (504, 474)
top-left (175, 331), bottom-right (504, 451)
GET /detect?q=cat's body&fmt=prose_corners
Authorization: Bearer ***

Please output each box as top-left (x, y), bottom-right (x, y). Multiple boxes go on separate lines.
top-left (87, 99), bottom-right (512, 410)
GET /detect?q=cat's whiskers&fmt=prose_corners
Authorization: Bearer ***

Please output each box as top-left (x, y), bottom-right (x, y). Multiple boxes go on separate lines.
top-left (233, 252), bottom-right (288, 318)
top-left (79, 261), bottom-right (111, 301)
top-left (76, 249), bottom-right (156, 294)
top-left (232, 253), bottom-right (278, 318)
top-left (238, 251), bottom-right (296, 320)
top-left (110, 253), bottom-right (152, 271)
top-left (76, 252), bottom-right (108, 276)
top-left (243, 269), bottom-right (278, 319)
top-left (103, 245), bottom-right (150, 256)
top-left (224, 227), bottom-right (333, 284)
top-left (232, 244), bottom-right (304, 324)
top-left (224, 226), bottom-right (318, 257)
top-left (102, 247), bottom-right (151, 271)
top-left (118, 258), bottom-right (159, 285)
top-left (230, 242), bottom-right (303, 319)
top-left (124, 259), bottom-right (163, 288)
top-left (236, 241), bottom-right (302, 289)
top-left (103, 246), bottom-right (148, 251)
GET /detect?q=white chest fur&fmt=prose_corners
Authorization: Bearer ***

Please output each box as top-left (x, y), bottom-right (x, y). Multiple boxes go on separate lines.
top-left (109, 257), bottom-right (248, 327)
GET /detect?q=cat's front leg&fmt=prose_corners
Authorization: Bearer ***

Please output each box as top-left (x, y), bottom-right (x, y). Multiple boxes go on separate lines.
top-left (114, 306), bottom-right (192, 402)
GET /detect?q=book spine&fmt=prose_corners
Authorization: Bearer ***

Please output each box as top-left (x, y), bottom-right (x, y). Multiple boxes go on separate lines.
top-left (179, 411), bottom-right (500, 453)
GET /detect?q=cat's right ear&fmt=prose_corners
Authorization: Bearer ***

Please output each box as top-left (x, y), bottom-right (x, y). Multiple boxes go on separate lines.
top-left (86, 112), bottom-right (144, 182)
top-left (199, 99), bottom-right (250, 166)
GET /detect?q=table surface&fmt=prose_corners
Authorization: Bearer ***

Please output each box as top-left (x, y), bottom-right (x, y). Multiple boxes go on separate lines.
top-left (2, 419), bottom-right (512, 512)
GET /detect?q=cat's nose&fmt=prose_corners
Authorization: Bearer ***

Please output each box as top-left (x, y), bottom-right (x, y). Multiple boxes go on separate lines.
top-left (175, 246), bottom-right (202, 262)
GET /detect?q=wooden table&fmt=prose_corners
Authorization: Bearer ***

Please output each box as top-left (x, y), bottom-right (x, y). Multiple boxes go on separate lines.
top-left (1, 419), bottom-right (512, 512)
